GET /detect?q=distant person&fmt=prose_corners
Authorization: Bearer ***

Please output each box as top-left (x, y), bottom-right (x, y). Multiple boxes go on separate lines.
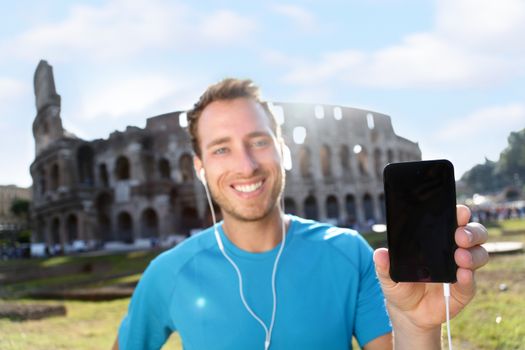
top-left (114, 79), bottom-right (489, 349)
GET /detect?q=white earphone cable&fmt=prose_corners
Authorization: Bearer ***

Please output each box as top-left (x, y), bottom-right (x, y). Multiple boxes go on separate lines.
top-left (201, 173), bottom-right (286, 350)
top-left (443, 283), bottom-right (453, 350)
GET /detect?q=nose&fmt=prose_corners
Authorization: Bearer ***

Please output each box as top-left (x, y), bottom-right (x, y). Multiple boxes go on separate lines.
top-left (236, 145), bottom-right (259, 176)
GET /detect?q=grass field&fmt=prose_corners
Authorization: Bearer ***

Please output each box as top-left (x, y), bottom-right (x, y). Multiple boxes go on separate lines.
top-left (1, 219), bottom-right (524, 349)
top-left (449, 219), bottom-right (525, 350)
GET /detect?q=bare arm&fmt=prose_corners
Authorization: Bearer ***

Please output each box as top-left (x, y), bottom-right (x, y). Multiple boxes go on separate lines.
top-left (363, 333), bottom-right (393, 350)
top-left (111, 336), bottom-right (118, 350)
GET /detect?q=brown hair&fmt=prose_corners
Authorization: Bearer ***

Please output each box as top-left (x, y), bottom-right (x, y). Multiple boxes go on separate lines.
top-left (187, 78), bottom-right (280, 157)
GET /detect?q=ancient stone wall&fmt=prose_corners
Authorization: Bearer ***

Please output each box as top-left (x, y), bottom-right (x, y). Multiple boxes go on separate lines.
top-left (30, 63), bottom-right (421, 250)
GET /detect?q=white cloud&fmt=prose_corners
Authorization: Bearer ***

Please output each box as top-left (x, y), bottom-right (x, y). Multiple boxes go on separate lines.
top-left (283, 33), bottom-right (517, 88)
top-left (358, 34), bottom-right (510, 88)
top-left (435, 103), bottom-right (525, 141)
top-left (80, 75), bottom-right (176, 120)
top-left (1, 0), bottom-right (257, 62)
top-left (423, 103), bottom-right (525, 178)
top-left (436, 0), bottom-right (525, 53)
top-left (271, 4), bottom-right (316, 31)
top-left (276, 0), bottom-right (525, 89)
top-left (55, 72), bottom-right (208, 141)
top-left (199, 10), bottom-right (257, 44)
top-left (78, 74), bottom-right (200, 121)
top-left (283, 50), bottom-right (364, 84)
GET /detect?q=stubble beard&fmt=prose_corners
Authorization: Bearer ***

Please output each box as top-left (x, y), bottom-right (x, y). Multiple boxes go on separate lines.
top-left (209, 168), bottom-right (286, 223)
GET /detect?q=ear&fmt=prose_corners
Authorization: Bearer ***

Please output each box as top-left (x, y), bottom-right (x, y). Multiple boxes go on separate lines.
top-left (279, 139), bottom-right (292, 171)
top-left (193, 155), bottom-right (203, 181)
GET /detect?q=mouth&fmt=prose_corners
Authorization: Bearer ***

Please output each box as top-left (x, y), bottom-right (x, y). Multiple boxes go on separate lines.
top-left (232, 180), bottom-right (264, 194)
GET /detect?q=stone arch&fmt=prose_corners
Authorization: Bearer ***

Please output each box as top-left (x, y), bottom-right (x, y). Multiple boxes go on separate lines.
top-left (179, 154), bottom-right (194, 182)
top-left (50, 163), bottom-right (60, 190)
top-left (35, 216), bottom-right (46, 242)
top-left (95, 192), bottom-right (113, 241)
top-left (374, 148), bottom-right (383, 178)
top-left (326, 195), bottom-right (339, 220)
top-left (99, 163), bottom-right (109, 187)
top-left (66, 214), bottom-right (78, 243)
top-left (115, 156), bottom-right (130, 180)
top-left (284, 197), bottom-right (297, 215)
top-left (304, 195), bottom-right (318, 220)
top-left (51, 217), bottom-right (60, 245)
top-left (345, 194), bottom-right (357, 227)
top-left (141, 154), bottom-right (155, 181)
top-left (340, 145), bottom-right (350, 171)
top-left (141, 135), bottom-right (153, 151)
top-left (98, 214), bottom-right (111, 242)
top-left (141, 208), bottom-right (159, 238)
top-left (299, 146), bottom-right (312, 178)
top-left (387, 149), bottom-right (394, 164)
top-left (357, 147), bottom-right (369, 176)
top-left (169, 187), bottom-right (178, 208)
top-left (77, 145), bottom-right (94, 186)
top-left (378, 193), bottom-right (386, 222)
top-left (39, 168), bottom-right (47, 195)
top-left (158, 158), bottom-right (171, 179)
top-left (116, 211), bottom-right (133, 243)
top-left (320, 144), bottom-right (332, 178)
top-left (363, 193), bottom-right (374, 222)
top-left (180, 206), bottom-right (200, 235)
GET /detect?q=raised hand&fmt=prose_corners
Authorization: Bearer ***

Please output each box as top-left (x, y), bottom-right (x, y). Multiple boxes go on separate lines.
top-left (373, 205), bottom-right (489, 348)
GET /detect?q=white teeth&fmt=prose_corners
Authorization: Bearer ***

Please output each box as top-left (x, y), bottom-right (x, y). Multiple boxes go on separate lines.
top-left (234, 181), bottom-right (262, 193)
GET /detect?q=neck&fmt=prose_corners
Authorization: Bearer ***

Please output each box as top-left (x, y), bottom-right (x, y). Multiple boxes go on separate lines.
top-left (221, 206), bottom-right (289, 253)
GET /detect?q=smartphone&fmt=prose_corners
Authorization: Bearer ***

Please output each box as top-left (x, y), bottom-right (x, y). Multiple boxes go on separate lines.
top-left (383, 159), bottom-right (458, 283)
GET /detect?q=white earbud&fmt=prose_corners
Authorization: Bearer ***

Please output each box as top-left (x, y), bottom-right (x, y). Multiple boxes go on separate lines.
top-left (282, 144), bottom-right (292, 171)
top-left (199, 168), bottom-right (207, 186)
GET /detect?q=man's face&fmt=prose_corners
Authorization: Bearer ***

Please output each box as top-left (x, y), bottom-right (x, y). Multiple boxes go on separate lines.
top-left (194, 97), bottom-right (285, 223)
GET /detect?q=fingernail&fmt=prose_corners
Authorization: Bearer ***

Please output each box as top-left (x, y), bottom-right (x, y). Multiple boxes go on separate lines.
top-left (464, 228), bottom-right (473, 243)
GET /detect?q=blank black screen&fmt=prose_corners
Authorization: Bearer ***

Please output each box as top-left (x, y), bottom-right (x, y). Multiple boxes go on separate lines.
top-left (383, 160), bottom-right (458, 282)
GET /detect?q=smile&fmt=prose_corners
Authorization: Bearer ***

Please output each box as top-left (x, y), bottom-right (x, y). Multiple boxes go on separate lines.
top-left (233, 181), bottom-right (263, 193)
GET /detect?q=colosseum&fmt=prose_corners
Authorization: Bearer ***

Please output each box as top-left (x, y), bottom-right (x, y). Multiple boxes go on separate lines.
top-left (30, 60), bottom-right (421, 251)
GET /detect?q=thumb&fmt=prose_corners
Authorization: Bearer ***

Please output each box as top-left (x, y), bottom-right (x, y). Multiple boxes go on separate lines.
top-left (373, 248), bottom-right (422, 313)
top-left (373, 248), bottom-right (397, 290)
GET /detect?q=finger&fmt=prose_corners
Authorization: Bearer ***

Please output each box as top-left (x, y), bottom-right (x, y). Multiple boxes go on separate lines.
top-left (453, 268), bottom-right (476, 306)
top-left (455, 222), bottom-right (489, 248)
top-left (454, 246), bottom-right (489, 270)
top-left (373, 248), bottom-right (397, 289)
top-left (456, 204), bottom-right (471, 226)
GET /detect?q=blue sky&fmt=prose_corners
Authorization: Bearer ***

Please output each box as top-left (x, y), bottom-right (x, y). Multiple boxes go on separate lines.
top-left (1, 0), bottom-right (524, 188)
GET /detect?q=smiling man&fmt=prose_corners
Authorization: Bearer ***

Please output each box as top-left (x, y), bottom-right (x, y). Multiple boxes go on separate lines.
top-left (114, 79), bottom-right (489, 350)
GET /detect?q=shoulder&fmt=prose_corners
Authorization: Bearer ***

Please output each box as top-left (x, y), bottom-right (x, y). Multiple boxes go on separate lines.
top-left (146, 226), bottom-right (217, 277)
top-left (289, 215), bottom-right (374, 268)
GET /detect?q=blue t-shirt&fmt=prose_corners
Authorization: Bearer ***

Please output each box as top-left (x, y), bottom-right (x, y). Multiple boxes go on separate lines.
top-left (118, 215), bottom-right (392, 349)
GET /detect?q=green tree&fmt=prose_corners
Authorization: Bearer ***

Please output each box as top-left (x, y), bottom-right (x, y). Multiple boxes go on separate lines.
top-left (497, 128), bottom-right (525, 186)
top-left (461, 159), bottom-right (504, 193)
top-left (10, 198), bottom-right (30, 220)
top-left (460, 128), bottom-right (525, 195)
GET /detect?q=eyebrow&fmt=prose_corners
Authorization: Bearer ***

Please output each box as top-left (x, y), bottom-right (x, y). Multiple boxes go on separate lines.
top-left (205, 137), bottom-right (231, 150)
top-left (246, 131), bottom-right (272, 139)
top-left (205, 131), bottom-right (273, 150)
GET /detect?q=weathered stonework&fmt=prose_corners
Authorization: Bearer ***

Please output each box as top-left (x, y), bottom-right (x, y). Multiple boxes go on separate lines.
top-left (30, 61), bottom-right (421, 250)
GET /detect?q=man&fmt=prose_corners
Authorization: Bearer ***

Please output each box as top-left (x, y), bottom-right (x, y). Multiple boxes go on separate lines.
top-left (114, 79), bottom-right (489, 349)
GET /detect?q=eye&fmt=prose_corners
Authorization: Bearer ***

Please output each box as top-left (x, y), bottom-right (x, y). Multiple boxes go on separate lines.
top-left (212, 147), bottom-right (229, 155)
top-left (252, 138), bottom-right (270, 148)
